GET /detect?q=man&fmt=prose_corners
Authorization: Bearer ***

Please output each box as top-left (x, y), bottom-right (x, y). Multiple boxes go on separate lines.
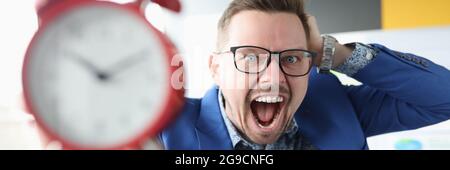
top-left (161, 0), bottom-right (450, 149)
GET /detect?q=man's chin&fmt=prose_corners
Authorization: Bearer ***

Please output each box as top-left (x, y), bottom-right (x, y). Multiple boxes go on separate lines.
top-left (246, 133), bottom-right (281, 145)
top-left (243, 123), bottom-right (284, 144)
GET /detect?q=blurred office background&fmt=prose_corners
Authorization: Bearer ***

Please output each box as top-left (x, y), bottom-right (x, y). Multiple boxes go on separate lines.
top-left (0, 0), bottom-right (449, 149)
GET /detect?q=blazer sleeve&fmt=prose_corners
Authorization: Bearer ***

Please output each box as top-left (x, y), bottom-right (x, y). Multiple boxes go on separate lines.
top-left (344, 44), bottom-right (450, 137)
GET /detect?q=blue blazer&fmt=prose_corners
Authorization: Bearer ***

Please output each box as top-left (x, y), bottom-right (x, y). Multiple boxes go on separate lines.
top-left (161, 44), bottom-right (450, 150)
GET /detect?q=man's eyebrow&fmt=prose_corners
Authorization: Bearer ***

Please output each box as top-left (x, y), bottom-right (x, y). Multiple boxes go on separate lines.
top-left (282, 46), bottom-right (308, 50)
top-left (282, 44), bottom-right (307, 49)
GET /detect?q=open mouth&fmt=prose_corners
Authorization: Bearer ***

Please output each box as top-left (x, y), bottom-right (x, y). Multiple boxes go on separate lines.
top-left (250, 96), bottom-right (284, 127)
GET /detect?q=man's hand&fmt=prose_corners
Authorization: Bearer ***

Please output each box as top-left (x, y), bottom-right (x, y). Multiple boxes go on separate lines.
top-left (306, 14), bottom-right (354, 69)
top-left (306, 15), bottom-right (323, 67)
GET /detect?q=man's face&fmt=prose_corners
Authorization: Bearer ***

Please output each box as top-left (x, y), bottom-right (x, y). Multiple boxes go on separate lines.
top-left (211, 11), bottom-right (310, 144)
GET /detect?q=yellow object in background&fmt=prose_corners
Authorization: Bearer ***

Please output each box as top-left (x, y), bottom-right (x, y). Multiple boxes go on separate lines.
top-left (382, 0), bottom-right (450, 29)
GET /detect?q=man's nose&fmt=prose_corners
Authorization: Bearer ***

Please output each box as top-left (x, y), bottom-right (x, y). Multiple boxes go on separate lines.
top-left (259, 55), bottom-right (286, 84)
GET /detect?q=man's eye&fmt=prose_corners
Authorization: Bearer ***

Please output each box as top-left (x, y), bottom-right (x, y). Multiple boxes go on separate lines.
top-left (284, 56), bottom-right (298, 63)
top-left (244, 54), bottom-right (258, 62)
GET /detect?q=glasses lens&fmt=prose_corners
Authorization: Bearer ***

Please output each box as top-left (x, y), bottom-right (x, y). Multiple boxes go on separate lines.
top-left (234, 47), bottom-right (270, 73)
top-left (280, 50), bottom-right (312, 76)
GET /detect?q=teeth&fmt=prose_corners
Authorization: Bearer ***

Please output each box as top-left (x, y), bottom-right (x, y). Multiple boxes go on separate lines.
top-left (254, 96), bottom-right (283, 103)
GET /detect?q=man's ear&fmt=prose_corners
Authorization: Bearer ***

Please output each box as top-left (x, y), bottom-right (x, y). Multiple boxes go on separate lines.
top-left (208, 53), bottom-right (221, 86)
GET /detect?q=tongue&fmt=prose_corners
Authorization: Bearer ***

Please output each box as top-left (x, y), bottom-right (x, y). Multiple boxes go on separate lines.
top-left (253, 102), bottom-right (277, 123)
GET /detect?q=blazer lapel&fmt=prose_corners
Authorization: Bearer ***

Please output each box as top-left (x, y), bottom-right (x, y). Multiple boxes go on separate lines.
top-left (195, 86), bottom-right (233, 149)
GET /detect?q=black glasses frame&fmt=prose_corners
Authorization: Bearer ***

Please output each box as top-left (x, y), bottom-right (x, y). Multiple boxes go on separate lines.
top-left (229, 45), bottom-right (317, 77)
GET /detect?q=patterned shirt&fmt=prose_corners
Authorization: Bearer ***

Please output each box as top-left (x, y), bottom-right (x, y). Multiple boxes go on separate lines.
top-left (335, 43), bottom-right (377, 76)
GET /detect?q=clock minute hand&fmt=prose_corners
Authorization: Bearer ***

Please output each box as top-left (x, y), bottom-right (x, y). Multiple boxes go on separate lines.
top-left (105, 49), bottom-right (149, 77)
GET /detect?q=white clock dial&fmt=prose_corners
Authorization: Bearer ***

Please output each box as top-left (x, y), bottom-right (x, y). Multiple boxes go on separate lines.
top-left (26, 4), bottom-right (169, 148)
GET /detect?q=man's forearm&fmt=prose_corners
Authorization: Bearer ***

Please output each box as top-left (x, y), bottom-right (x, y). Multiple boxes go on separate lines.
top-left (334, 43), bottom-right (378, 76)
top-left (332, 43), bottom-right (354, 69)
top-left (314, 39), bottom-right (377, 77)
top-left (313, 39), bottom-right (376, 76)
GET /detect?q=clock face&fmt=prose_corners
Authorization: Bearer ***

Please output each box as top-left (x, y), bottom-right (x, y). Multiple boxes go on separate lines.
top-left (25, 3), bottom-right (169, 148)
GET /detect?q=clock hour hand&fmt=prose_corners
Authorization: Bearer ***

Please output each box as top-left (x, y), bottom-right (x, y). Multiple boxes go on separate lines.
top-left (62, 49), bottom-right (110, 81)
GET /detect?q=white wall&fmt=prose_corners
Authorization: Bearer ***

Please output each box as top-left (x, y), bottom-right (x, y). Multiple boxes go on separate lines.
top-left (0, 1), bottom-right (41, 149)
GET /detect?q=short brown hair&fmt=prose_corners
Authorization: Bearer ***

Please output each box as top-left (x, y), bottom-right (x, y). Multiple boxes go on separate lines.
top-left (216, 0), bottom-right (310, 51)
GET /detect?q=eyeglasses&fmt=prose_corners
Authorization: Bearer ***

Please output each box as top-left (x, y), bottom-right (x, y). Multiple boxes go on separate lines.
top-left (219, 45), bottom-right (316, 77)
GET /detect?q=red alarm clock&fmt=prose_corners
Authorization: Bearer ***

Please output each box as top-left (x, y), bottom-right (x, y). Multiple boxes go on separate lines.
top-left (23, 0), bottom-right (184, 149)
